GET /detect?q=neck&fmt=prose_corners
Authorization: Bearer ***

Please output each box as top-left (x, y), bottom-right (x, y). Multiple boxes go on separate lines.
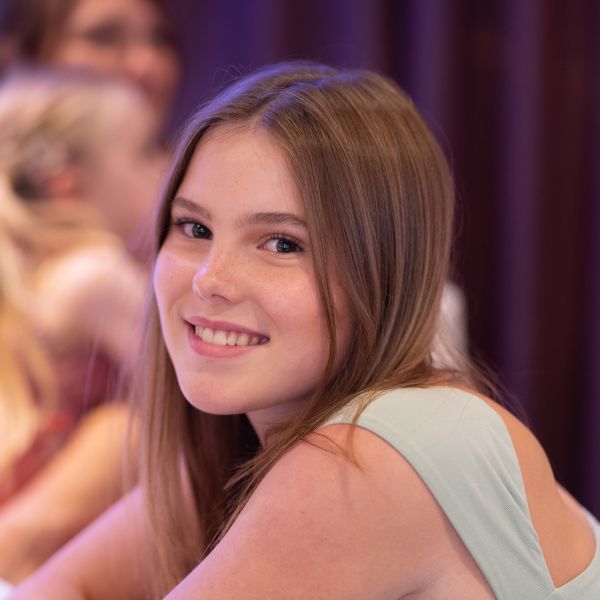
top-left (246, 397), bottom-right (309, 447)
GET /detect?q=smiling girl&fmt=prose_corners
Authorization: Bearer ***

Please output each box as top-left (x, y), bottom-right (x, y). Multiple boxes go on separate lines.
top-left (12, 62), bottom-right (600, 599)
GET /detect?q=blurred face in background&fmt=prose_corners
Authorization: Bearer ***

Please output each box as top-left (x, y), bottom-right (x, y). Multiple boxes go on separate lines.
top-left (48, 0), bottom-right (181, 124)
top-left (82, 88), bottom-right (168, 254)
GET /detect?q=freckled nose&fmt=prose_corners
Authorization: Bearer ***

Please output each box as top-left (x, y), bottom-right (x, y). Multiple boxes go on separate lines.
top-left (191, 253), bottom-right (236, 302)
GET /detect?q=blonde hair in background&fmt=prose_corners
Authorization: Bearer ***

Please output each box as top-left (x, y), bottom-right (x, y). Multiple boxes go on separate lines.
top-left (134, 62), bottom-right (486, 597)
top-left (0, 68), bottom-right (150, 208)
top-left (0, 69), bottom-right (145, 483)
top-left (0, 174), bottom-right (56, 485)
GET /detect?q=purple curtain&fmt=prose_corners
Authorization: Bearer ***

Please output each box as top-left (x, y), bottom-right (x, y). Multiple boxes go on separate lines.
top-left (169, 0), bottom-right (600, 515)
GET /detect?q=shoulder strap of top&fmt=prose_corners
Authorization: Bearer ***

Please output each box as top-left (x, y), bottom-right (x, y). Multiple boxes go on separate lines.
top-left (325, 387), bottom-right (555, 599)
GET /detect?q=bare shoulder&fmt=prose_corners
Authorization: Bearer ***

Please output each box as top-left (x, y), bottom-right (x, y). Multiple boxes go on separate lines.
top-left (33, 244), bottom-right (146, 357)
top-left (35, 244), bottom-right (144, 311)
top-left (166, 424), bottom-right (488, 599)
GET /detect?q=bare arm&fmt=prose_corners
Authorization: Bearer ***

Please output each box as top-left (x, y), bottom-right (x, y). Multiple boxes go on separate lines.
top-left (0, 403), bottom-right (134, 583)
top-left (35, 245), bottom-right (147, 367)
top-left (10, 488), bottom-right (147, 600)
top-left (11, 424), bottom-right (488, 599)
top-left (165, 425), bottom-right (452, 600)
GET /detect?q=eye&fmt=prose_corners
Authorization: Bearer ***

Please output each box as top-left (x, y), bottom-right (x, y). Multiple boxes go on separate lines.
top-left (262, 235), bottom-right (303, 254)
top-left (178, 220), bottom-right (212, 240)
top-left (77, 23), bottom-right (126, 47)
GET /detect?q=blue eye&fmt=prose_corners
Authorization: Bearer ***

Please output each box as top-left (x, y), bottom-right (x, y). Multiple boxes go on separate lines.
top-left (263, 236), bottom-right (303, 254)
top-left (181, 221), bottom-right (212, 239)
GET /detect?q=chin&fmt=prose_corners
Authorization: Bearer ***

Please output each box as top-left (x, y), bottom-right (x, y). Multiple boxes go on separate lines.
top-left (178, 382), bottom-right (250, 416)
top-left (185, 399), bottom-right (246, 416)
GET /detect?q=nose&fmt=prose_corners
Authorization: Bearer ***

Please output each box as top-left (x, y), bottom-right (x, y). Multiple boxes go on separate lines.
top-left (191, 249), bottom-right (241, 304)
top-left (120, 43), bottom-right (163, 106)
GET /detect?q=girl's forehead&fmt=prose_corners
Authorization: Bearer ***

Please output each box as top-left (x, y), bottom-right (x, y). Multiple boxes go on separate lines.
top-left (178, 126), bottom-right (303, 212)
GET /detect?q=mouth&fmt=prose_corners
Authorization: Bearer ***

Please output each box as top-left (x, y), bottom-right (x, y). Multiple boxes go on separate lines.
top-left (192, 325), bottom-right (269, 347)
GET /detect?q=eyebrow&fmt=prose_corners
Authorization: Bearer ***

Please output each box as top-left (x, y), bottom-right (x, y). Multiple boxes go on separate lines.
top-left (241, 212), bottom-right (307, 229)
top-left (171, 196), bottom-right (212, 220)
top-left (171, 196), bottom-right (307, 230)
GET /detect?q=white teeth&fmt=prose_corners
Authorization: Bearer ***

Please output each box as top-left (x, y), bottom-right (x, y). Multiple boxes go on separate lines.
top-left (236, 333), bottom-right (249, 346)
top-left (212, 330), bottom-right (227, 345)
top-left (193, 325), bottom-right (265, 347)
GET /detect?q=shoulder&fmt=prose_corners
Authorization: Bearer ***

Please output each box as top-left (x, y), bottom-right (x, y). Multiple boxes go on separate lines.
top-left (329, 386), bottom-right (545, 507)
top-left (327, 386), bottom-right (505, 460)
top-left (34, 244), bottom-right (146, 356)
top-left (36, 244), bottom-right (144, 300)
top-left (170, 422), bottom-right (466, 599)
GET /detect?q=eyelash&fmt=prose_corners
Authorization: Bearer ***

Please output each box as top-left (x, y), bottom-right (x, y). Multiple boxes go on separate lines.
top-left (172, 218), bottom-right (304, 254)
top-left (263, 234), bottom-right (304, 254)
top-left (174, 218), bottom-right (212, 239)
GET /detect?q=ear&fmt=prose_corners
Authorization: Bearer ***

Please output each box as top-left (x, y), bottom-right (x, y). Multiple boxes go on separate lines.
top-left (45, 165), bottom-right (83, 199)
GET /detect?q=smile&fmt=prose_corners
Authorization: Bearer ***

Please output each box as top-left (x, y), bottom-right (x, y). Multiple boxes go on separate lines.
top-left (194, 325), bottom-right (268, 347)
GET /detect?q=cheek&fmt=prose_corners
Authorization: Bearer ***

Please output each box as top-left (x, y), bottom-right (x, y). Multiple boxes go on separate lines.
top-left (51, 43), bottom-right (115, 70)
top-left (84, 156), bottom-right (118, 196)
top-left (155, 52), bottom-right (181, 87)
top-left (95, 157), bottom-right (151, 207)
top-left (267, 274), bottom-right (330, 354)
top-left (153, 247), bottom-right (187, 314)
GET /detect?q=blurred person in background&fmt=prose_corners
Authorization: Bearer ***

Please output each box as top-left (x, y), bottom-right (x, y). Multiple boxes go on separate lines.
top-left (0, 70), bottom-right (165, 582)
top-left (0, 0), bottom-right (182, 131)
top-left (0, 0), bottom-right (183, 258)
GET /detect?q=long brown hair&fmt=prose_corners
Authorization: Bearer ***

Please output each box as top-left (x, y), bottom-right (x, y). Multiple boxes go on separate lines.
top-left (138, 61), bottom-right (478, 596)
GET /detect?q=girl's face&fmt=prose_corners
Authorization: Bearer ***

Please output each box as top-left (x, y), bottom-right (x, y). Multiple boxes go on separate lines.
top-left (50, 0), bottom-right (180, 123)
top-left (153, 127), bottom-right (352, 437)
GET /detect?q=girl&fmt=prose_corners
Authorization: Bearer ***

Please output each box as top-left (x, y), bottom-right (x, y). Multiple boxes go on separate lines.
top-left (13, 62), bottom-right (600, 599)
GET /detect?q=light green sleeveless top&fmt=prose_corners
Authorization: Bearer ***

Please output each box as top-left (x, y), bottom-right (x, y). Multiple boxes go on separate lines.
top-left (325, 386), bottom-right (600, 599)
